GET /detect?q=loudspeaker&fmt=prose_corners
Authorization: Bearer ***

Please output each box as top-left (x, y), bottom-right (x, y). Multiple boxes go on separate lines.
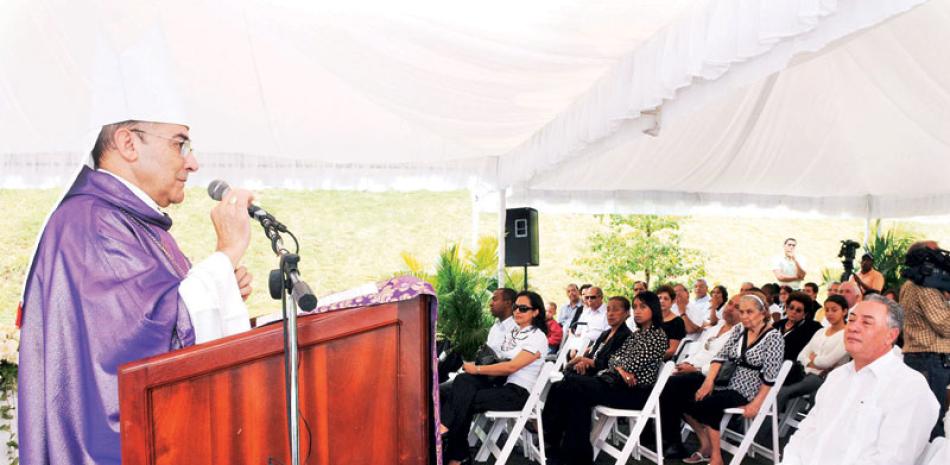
top-left (505, 207), bottom-right (539, 267)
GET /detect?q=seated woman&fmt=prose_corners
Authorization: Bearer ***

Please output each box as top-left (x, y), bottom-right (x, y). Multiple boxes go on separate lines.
top-left (659, 294), bottom-right (741, 459)
top-left (656, 285), bottom-right (686, 360)
top-left (543, 291), bottom-right (668, 465)
top-left (776, 294), bottom-right (850, 412)
top-left (704, 285), bottom-right (729, 327)
top-left (438, 290), bottom-right (549, 465)
top-left (565, 296), bottom-right (632, 375)
top-left (773, 291), bottom-right (823, 384)
top-left (682, 291), bottom-right (785, 465)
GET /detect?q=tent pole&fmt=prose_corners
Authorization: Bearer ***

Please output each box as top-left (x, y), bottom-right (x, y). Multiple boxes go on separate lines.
top-left (863, 195), bottom-right (872, 247)
top-left (497, 189), bottom-right (507, 288)
top-left (471, 191), bottom-right (480, 251)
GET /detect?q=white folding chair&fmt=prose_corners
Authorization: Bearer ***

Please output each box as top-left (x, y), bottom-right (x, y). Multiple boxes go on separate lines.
top-left (777, 393), bottom-right (812, 437)
top-left (718, 360), bottom-right (794, 465)
top-left (468, 362), bottom-right (556, 465)
top-left (589, 361), bottom-right (676, 465)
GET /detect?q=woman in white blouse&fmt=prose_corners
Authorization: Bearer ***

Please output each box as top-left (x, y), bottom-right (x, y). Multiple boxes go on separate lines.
top-left (776, 294), bottom-right (850, 412)
top-left (438, 290), bottom-right (549, 465)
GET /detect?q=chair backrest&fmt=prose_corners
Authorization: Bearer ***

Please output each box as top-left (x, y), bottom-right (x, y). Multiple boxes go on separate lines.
top-left (525, 361), bottom-right (556, 413)
top-left (673, 339), bottom-right (693, 363)
top-left (641, 361), bottom-right (676, 416)
top-left (762, 360), bottom-right (794, 411)
top-left (553, 333), bottom-right (589, 372)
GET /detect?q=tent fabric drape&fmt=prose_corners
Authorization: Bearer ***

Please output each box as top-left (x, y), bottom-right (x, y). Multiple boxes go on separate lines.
top-left (2, 0), bottom-right (947, 217)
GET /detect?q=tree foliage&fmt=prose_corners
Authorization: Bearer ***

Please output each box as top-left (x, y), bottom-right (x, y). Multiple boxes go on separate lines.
top-left (572, 214), bottom-right (705, 296)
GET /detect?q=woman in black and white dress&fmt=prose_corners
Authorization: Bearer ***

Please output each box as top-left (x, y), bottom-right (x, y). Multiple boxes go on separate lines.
top-left (682, 291), bottom-right (785, 465)
top-left (438, 290), bottom-right (549, 465)
top-left (543, 292), bottom-right (668, 465)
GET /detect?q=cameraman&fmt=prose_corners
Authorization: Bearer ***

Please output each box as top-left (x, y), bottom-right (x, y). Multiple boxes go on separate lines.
top-left (899, 240), bottom-right (950, 439)
top-left (850, 253), bottom-right (885, 294)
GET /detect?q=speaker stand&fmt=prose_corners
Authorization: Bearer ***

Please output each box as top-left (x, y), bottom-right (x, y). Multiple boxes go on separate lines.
top-left (522, 265), bottom-right (528, 291)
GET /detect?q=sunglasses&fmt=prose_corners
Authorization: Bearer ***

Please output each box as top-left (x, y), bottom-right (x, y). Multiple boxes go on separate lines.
top-left (513, 304), bottom-right (535, 313)
top-left (583, 295), bottom-right (601, 300)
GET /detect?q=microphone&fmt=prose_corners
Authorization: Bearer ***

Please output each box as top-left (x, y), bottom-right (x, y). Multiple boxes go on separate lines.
top-left (207, 179), bottom-right (286, 232)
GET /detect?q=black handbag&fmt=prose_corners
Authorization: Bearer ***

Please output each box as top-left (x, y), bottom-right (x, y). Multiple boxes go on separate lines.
top-left (714, 328), bottom-right (768, 387)
top-left (474, 344), bottom-right (504, 366)
top-left (714, 360), bottom-right (737, 386)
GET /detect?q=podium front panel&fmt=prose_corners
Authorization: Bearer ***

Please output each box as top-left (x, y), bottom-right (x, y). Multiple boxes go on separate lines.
top-left (119, 297), bottom-right (432, 465)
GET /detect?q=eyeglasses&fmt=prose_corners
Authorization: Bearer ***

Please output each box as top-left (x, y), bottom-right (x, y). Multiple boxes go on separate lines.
top-left (513, 304), bottom-right (535, 313)
top-left (583, 295), bottom-right (601, 301)
top-left (130, 129), bottom-right (193, 158)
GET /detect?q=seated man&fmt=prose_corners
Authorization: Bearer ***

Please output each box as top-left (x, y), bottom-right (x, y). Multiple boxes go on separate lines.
top-left (780, 295), bottom-right (939, 465)
top-left (573, 286), bottom-right (610, 343)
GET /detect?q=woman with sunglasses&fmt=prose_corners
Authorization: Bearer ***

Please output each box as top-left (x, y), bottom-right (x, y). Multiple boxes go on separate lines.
top-left (438, 290), bottom-right (548, 465)
top-left (542, 291), bottom-right (668, 465)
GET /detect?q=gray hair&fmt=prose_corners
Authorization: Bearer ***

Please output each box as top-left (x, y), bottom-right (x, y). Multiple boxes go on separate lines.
top-left (91, 120), bottom-right (144, 168)
top-left (863, 294), bottom-right (903, 331)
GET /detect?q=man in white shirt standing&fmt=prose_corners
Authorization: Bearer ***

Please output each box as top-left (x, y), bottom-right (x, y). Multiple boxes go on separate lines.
top-left (773, 237), bottom-right (807, 290)
top-left (781, 295), bottom-right (938, 465)
top-left (574, 286), bottom-right (609, 344)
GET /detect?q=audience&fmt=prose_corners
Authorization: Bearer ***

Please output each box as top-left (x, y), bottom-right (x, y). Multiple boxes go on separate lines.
top-left (656, 285), bottom-right (687, 360)
top-left (705, 284), bottom-right (728, 326)
top-left (770, 285), bottom-right (792, 323)
top-left (438, 253), bottom-right (946, 464)
top-left (557, 283), bottom-right (583, 330)
top-left (438, 291), bottom-right (549, 465)
top-left (545, 302), bottom-right (563, 355)
top-left (773, 291), bottom-right (823, 384)
top-left (682, 291), bottom-right (784, 465)
top-left (566, 296), bottom-right (632, 376)
top-left (827, 281), bottom-right (841, 296)
top-left (776, 294), bottom-right (850, 412)
top-left (543, 292), bottom-right (668, 465)
top-left (780, 296), bottom-right (938, 465)
top-left (633, 280), bottom-right (648, 295)
top-left (802, 281), bottom-right (822, 317)
top-left (660, 294), bottom-right (741, 459)
top-left (574, 286), bottom-right (609, 343)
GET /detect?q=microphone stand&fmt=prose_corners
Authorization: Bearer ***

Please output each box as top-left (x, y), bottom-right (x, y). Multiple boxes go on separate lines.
top-left (264, 222), bottom-right (317, 465)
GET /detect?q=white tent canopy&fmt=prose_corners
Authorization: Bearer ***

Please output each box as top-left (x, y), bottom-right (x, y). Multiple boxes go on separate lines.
top-left (2, 0), bottom-right (948, 217)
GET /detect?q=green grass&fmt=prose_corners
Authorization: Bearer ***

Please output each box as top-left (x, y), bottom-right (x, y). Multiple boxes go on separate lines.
top-left (4, 188), bottom-right (950, 324)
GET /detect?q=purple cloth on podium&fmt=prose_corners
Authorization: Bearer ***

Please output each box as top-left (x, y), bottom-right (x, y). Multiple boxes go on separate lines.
top-left (18, 166), bottom-right (196, 465)
top-left (304, 275), bottom-right (442, 464)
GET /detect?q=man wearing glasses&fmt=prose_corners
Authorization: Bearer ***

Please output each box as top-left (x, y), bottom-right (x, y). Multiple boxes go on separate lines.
top-left (18, 118), bottom-right (257, 465)
top-left (574, 286), bottom-right (610, 344)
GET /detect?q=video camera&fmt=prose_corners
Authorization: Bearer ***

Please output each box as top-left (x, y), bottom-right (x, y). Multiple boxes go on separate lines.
top-left (838, 239), bottom-right (862, 281)
top-left (902, 246), bottom-right (950, 293)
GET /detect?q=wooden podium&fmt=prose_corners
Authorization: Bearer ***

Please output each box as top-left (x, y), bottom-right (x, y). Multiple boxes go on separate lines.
top-left (119, 296), bottom-right (433, 465)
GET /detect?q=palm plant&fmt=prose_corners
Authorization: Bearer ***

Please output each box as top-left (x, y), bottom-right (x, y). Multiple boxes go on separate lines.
top-left (865, 220), bottom-right (918, 292)
top-left (397, 236), bottom-right (525, 360)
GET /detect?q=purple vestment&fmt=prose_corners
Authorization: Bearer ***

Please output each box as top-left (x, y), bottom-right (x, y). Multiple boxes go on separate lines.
top-left (18, 166), bottom-right (196, 465)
